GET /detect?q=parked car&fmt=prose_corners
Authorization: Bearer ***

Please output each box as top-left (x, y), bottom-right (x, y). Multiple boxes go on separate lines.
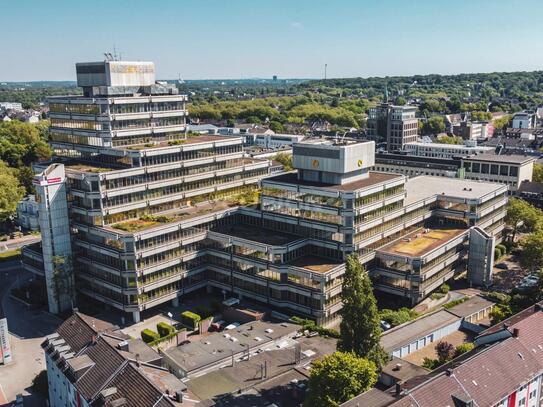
top-left (225, 322), bottom-right (240, 330)
top-left (380, 320), bottom-right (391, 331)
top-left (495, 263), bottom-right (508, 270)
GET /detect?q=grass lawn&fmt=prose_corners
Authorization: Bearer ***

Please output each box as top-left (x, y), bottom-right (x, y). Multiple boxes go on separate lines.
top-left (111, 219), bottom-right (159, 232)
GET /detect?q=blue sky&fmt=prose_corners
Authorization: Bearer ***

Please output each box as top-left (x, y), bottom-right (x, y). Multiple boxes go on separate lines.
top-left (2, 0), bottom-right (543, 81)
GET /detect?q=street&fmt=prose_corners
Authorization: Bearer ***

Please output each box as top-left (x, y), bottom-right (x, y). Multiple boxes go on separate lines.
top-left (0, 235), bottom-right (41, 253)
top-left (0, 259), bottom-right (61, 407)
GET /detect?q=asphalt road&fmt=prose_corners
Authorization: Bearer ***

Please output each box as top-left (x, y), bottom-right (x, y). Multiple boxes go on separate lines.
top-left (0, 259), bottom-right (60, 407)
top-left (0, 235), bottom-right (41, 252)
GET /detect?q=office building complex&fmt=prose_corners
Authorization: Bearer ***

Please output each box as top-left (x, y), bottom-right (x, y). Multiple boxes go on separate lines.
top-left (374, 152), bottom-right (534, 193)
top-left (367, 103), bottom-right (418, 152)
top-left (23, 60), bottom-right (507, 326)
top-left (403, 140), bottom-right (493, 158)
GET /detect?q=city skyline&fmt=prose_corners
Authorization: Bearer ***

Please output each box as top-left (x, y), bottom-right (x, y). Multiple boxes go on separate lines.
top-left (2, 0), bottom-right (543, 81)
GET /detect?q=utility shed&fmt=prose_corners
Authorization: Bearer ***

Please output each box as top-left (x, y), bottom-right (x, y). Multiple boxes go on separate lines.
top-left (381, 310), bottom-right (461, 358)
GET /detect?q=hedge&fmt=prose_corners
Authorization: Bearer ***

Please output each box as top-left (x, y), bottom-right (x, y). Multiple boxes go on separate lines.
top-left (291, 316), bottom-right (340, 338)
top-left (148, 328), bottom-right (186, 347)
top-left (157, 322), bottom-right (176, 337)
top-left (141, 329), bottom-right (160, 343)
top-left (443, 297), bottom-right (468, 309)
top-left (181, 311), bottom-right (201, 330)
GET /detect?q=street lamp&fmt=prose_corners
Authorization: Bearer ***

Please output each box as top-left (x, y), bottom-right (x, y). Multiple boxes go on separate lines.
top-left (167, 311), bottom-right (173, 328)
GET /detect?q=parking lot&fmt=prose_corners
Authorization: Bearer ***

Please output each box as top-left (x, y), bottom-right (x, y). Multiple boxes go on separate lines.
top-left (491, 254), bottom-right (529, 292)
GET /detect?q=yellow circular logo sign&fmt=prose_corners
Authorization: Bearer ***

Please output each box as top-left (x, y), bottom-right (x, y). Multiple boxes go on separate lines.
top-left (357, 159), bottom-right (363, 167)
top-left (312, 159), bottom-right (320, 169)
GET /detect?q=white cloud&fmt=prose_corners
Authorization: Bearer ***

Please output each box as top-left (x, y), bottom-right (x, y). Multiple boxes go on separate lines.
top-left (290, 21), bottom-right (303, 29)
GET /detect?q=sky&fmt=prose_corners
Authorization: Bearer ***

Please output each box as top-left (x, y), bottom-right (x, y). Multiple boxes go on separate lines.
top-left (2, 0), bottom-right (543, 81)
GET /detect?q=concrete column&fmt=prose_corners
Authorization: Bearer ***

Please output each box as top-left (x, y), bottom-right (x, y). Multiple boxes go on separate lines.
top-left (171, 297), bottom-right (179, 307)
top-left (132, 311), bottom-right (141, 323)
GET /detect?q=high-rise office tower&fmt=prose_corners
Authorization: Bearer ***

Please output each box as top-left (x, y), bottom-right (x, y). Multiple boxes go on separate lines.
top-left (367, 103), bottom-right (419, 152)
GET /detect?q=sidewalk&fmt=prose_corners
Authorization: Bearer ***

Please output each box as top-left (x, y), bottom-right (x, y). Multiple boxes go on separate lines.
top-left (0, 234), bottom-right (41, 252)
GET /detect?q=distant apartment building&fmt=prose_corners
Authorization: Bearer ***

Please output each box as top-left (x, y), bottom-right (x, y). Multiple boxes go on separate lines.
top-left (452, 120), bottom-right (487, 140)
top-left (403, 140), bottom-right (493, 158)
top-left (23, 60), bottom-right (507, 326)
top-left (16, 195), bottom-right (40, 231)
top-left (0, 102), bottom-right (23, 111)
top-left (367, 103), bottom-right (418, 152)
top-left (512, 111), bottom-right (536, 129)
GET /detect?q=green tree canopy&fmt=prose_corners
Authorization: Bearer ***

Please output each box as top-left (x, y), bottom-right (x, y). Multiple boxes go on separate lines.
top-left (423, 116), bottom-right (446, 135)
top-left (0, 160), bottom-right (25, 221)
top-left (338, 254), bottom-right (388, 368)
top-left (505, 198), bottom-right (542, 241)
top-left (273, 152), bottom-right (293, 171)
top-left (521, 232), bottom-right (543, 272)
top-left (304, 352), bottom-right (377, 407)
top-left (532, 163), bottom-right (543, 183)
top-left (0, 121), bottom-right (51, 167)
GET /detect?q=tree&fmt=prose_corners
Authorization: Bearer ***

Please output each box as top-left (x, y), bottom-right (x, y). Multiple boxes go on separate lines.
top-left (471, 111), bottom-right (492, 121)
top-left (273, 152), bottom-right (293, 171)
top-left (533, 164), bottom-right (543, 183)
top-left (0, 160), bottom-right (25, 221)
top-left (506, 198), bottom-right (541, 241)
top-left (435, 341), bottom-right (455, 363)
top-left (521, 232), bottom-right (543, 272)
top-left (379, 307), bottom-right (417, 327)
top-left (268, 120), bottom-right (285, 133)
top-left (455, 342), bottom-right (475, 357)
top-left (492, 115), bottom-right (511, 132)
top-left (490, 303), bottom-right (512, 324)
top-left (338, 254), bottom-right (388, 368)
top-left (304, 352), bottom-right (377, 407)
top-left (437, 135), bottom-right (463, 145)
top-left (423, 116), bottom-right (446, 135)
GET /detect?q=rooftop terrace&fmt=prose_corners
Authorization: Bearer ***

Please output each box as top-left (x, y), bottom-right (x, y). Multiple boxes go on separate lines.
top-left (264, 171), bottom-right (403, 192)
top-left (287, 255), bottom-right (343, 274)
top-left (123, 134), bottom-right (240, 151)
top-left (108, 201), bottom-right (238, 233)
top-left (378, 228), bottom-right (466, 258)
top-left (211, 223), bottom-right (302, 246)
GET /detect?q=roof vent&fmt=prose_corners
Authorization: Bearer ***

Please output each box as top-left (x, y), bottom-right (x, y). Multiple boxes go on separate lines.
top-left (100, 387), bottom-right (118, 399)
top-left (110, 398), bottom-right (127, 407)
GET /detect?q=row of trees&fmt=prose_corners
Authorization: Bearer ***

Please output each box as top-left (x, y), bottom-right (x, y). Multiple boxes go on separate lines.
top-left (490, 198), bottom-right (543, 323)
top-left (0, 121), bottom-right (51, 222)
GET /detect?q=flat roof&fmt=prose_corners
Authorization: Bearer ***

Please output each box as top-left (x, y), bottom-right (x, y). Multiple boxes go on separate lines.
top-left (187, 335), bottom-right (334, 403)
top-left (381, 310), bottom-right (460, 352)
top-left (404, 175), bottom-right (506, 205)
top-left (406, 141), bottom-right (493, 150)
top-left (124, 134), bottom-right (240, 151)
top-left (463, 153), bottom-right (536, 164)
top-left (446, 295), bottom-right (495, 318)
top-left (340, 388), bottom-right (395, 407)
top-left (211, 223), bottom-right (302, 246)
top-left (377, 228), bottom-right (466, 258)
top-left (164, 321), bottom-right (298, 374)
top-left (287, 255), bottom-right (343, 274)
top-left (381, 356), bottom-right (429, 382)
top-left (264, 171), bottom-right (403, 192)
top-left (108, 200), bottom-right (237, 234)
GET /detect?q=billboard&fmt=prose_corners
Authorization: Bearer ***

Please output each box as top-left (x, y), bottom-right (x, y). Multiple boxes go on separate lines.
top-left (0, 318), bottom-right (12, 364)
